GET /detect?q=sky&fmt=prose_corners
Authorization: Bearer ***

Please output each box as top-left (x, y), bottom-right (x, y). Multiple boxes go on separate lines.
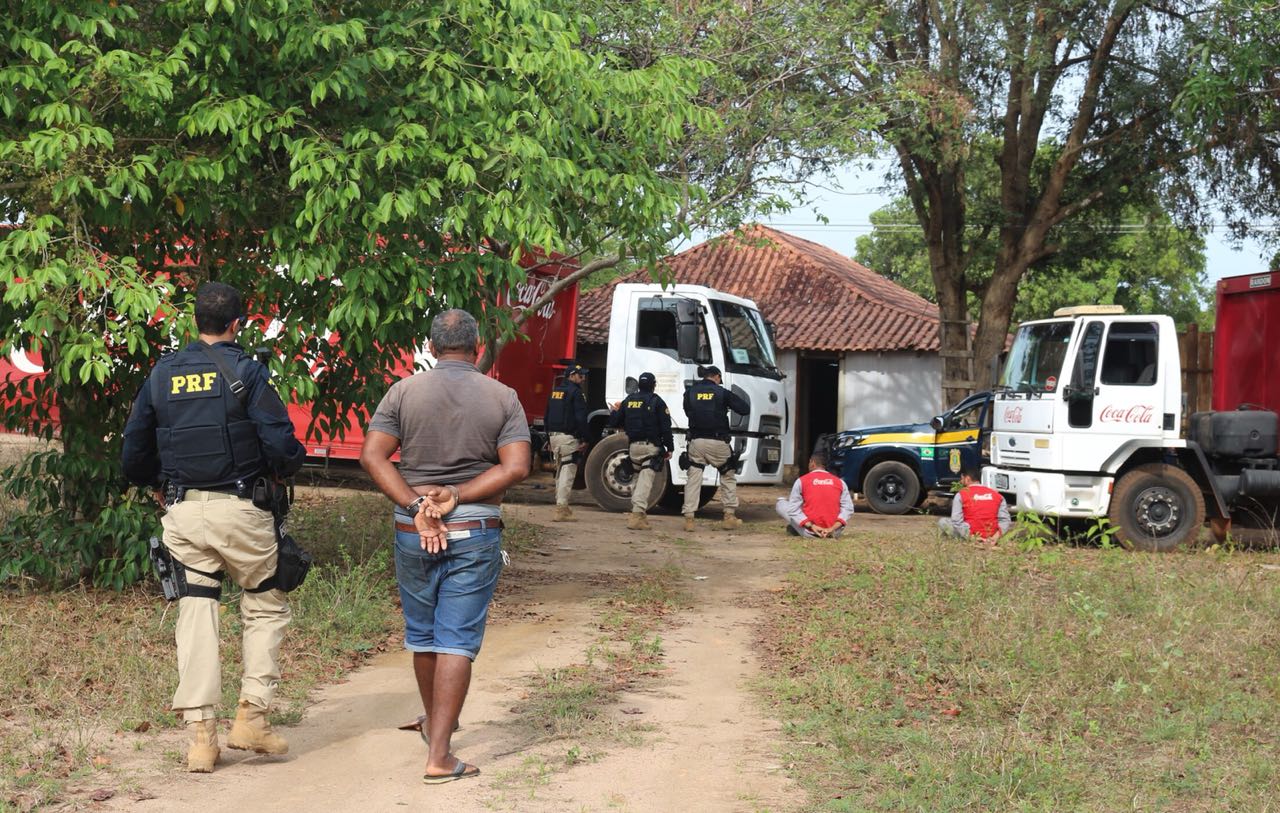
top-left (730, 165), bottom-right (1276, 287)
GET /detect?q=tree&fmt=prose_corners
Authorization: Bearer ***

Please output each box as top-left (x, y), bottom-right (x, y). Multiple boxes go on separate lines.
top-left (0, 0), bottom-right (720, 586)
top-left (809, 0), bottom-right (1278, 403)
top-left (475, 0), bottom-right (885, 368)
top-left (855, 197), bottom-right (1211, 329)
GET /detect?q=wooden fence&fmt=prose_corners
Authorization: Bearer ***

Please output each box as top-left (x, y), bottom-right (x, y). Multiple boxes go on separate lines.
top-left (1178, 325), bottom-right (1214, 424)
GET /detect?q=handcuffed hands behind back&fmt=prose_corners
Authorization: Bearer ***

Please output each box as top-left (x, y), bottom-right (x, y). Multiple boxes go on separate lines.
top-left (413, 486), bottom-right (458, 553)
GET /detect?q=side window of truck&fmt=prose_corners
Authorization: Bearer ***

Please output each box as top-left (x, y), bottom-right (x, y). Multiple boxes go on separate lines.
top-left (636, 298), bottom-right (712, 362)
top-left (1100, 322), bottom-right (1159, 386)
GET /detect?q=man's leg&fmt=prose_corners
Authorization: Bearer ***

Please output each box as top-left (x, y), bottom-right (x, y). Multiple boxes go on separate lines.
top-left (938, 518), bottom-right (967, 538)
top-left (162, 504), bottom-right (226, 772)
top-left (551, 434), bottom-right (577, 521)
top-left (413, 650), bottom-right (437, 719)
top-left (681, 440), bottom-right (706, 527)
top-left (628, 442), bottom-right (655, 529)
top-left (425, 654), bottom-right (473, 774)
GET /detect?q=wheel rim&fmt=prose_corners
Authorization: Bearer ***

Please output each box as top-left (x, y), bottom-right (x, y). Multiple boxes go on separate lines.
top-left (1133, 486), bottom-right (1183, 537)
top-left (602, 451), bottom-right (635, 499)
top-left (876, 473), bottom-right (906, 504)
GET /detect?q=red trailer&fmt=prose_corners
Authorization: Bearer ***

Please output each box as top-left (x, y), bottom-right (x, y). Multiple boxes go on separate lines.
top-left (1, 259), bottom-right (580, 461)
top-left (1213, 270), bottom-right (1280, 413)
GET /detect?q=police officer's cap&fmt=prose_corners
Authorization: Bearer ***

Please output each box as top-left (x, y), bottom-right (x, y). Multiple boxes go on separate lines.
top-left (698, 364), bottom-right (722, 378)
top-left (565, 363), bottom-right (588, 378)
top-left (638, 372), bottom-right (657, 390)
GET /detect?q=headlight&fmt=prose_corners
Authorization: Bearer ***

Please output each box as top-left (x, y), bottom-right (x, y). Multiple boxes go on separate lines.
top-left (832, 434), bottom-right (861, 451)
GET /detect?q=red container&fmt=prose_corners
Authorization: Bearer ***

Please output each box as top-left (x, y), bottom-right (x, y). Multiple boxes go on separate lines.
top-left (1213, 271), bottom-right (1280, 413)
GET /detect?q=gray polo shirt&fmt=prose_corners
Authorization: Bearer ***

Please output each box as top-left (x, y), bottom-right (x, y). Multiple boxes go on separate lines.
top-left (368, 360), bottom-right (530, 487)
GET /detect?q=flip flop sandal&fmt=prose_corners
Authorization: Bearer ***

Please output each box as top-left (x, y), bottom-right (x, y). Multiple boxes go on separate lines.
top-left (422, 758), bottom-right (480, 785)
top-left (397, 715), bottom-right (461, 747)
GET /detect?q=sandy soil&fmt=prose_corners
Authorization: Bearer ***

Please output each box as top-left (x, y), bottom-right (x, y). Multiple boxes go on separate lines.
top-left (87, 481), bottom-right (844, 813)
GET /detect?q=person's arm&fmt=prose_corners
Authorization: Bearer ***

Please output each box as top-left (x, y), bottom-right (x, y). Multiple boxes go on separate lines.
top-left (781, 479), bottom-right (811, 529)
top-left (997, 498), bottom-right (1012, 533)
top-left (245, 363), bottom-right (305, 477)
top-left (121, 382), bottom-right (160, 487)
top-left (658, 401), bottom-right (674, 452)
top-left (608, 404), bottom-right (623, 428)
top-left (726, 387), bottom-right (749, 416)
top-left (573, 389), bottom-right (590, 441)
top-left (949, 493), bottom-right (970, 536)
top-left (837, 481), bottom-right (855, 526)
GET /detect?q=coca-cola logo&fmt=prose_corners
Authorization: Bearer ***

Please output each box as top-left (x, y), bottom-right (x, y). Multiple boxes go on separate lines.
top-left (1003, 406), bottom-right (1023, 424)
top-left (1099, 405), bottom-right (1155, 424)
top-left (508, 273), bottom-right (558, 320)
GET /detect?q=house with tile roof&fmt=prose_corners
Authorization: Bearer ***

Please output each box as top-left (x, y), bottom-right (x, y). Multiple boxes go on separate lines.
top-left (576, 225), bottom-right (946, 472)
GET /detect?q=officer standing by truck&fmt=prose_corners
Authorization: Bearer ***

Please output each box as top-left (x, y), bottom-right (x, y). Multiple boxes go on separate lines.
top-left (682, 365), bottom-right (749, 531)
top-left (544, 363), bottom-right (590, 522)
top-left (121, 282), bottom-right (306, 773)
top-left (608, 372), bottom-right (673, 530)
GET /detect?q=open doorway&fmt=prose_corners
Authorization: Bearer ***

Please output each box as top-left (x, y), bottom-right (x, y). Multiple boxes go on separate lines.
top-left (796, 354), bottom-right (840, 464)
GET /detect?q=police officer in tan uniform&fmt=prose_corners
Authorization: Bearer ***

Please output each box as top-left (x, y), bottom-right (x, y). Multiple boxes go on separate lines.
top-left (608, 372), bottom-right (673, 530)
top-left (682, 365), bottom-right (749, 531)
top-left (544, 363), bottom-right (589, 521)
top-left (122, 282), bottom-right (305, 772)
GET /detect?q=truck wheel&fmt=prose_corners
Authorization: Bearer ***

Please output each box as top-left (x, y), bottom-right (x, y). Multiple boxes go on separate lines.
top-left (1108, 464), bottom-right (1205, 552)
top-left (584, 433), bottom-right (667, 513)
top-left (863, 461), bottom-right (920, 515)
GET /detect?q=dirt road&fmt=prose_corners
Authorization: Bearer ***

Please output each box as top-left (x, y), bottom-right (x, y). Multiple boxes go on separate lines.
top-left (96, 484), bottom-right (807, 813)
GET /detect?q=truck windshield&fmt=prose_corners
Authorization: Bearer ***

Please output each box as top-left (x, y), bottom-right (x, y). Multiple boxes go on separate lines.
top-left (1001, 322), bottom-right (1074, 392)
top-left (711, 300), bottom-right (781, 379)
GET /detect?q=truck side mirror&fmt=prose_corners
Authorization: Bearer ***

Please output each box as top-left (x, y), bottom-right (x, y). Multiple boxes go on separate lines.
top-left (675, 299), bottom-right (704, 363)
top-left (931, 415), bottom-right (945, 431)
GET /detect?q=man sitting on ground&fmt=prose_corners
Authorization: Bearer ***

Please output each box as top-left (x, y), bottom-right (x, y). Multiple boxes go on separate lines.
top-left (938, 464), bottom-right (1011, 542)
top-left (775, 448), bottom-right (854, 537)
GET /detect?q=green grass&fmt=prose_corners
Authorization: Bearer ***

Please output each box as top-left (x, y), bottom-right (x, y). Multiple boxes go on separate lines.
top-left (759, 528), bottom-right (1280, 812)
top-left (0, 489), bottom-right (400, 812)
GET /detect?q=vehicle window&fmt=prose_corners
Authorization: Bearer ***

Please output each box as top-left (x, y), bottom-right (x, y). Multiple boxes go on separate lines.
top-left (637, 298), bottom-right (712, 362)
top-left (1000, 321), bottom-right (1074, 392)
top-left (1100, 322), bottom-right (1159, 386)
top-left (710, 300), bottom-right (778, 372)
top-left (946, 400), bottom-right (983, 430)
top-left (636, 299), bottom-right (678, 352)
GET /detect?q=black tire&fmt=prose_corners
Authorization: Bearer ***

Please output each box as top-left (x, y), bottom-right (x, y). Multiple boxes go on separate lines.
top-left (862, 460), bottom-right (921, 515)
top-left (1108, 463), bottom-right (1205, 552)
top-left (657, 483), bottom-right (718, 513)
top-left (584, 433), bottom-right (667, 513)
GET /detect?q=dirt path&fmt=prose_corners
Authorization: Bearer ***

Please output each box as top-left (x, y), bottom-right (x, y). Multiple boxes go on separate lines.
top-left (95, 488), bottom-right (804, 813)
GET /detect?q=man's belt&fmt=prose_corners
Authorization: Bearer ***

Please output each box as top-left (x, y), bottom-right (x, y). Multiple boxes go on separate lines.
top-left (394, 518), bottom-right (505, 534)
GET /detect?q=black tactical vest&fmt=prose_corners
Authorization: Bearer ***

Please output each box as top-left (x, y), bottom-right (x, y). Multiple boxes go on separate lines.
top-left (686, 380), bottom-right (732, 440)
top-left (151, 345), bottom-right (264, 487)
top-left (622, 391), bottom-right (661, 443)
top-left (544, 381), bottom-right (581, 434)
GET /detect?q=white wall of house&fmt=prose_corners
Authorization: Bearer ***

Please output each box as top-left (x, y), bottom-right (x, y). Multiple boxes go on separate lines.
top-left (777, 349), bottom-right (800, 467)
top-left (840, 351), bottom-right (943, 428)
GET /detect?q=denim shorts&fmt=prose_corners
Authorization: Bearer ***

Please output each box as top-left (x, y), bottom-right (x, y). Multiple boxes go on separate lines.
top-left (393, 525), bottom-right (504, 660)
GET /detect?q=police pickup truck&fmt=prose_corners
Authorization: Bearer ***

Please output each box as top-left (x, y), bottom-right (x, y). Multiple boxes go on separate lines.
top-left (828, 391), bottom-right (993, 514)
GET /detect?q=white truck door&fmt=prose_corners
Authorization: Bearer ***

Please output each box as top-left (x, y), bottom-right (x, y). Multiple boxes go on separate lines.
top-left (1087, 320), bottom-right (1167, 441)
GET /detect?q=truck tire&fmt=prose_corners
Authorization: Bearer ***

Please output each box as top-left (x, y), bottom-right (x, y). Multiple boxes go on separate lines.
top-left (1108, 464), bottom-right (1205, 552)
top-left (863, 460), bottom-right (921, 515)
top-left (585, 433), bottom-right (667, 513)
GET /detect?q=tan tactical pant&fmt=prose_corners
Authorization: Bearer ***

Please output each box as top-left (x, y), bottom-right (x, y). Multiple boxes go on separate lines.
top-left (628, 441), bottom-right (661, 513)
top-left (160, 490), bottom-right (291, 721)
top-left (549, 432), bottom-right (580, 507)
top-left (683, 437), bottom-right (738, 515)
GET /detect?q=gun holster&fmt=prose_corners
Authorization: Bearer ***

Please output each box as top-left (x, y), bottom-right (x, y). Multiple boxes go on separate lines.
top-left (149, 536), bottom-right (222, 601)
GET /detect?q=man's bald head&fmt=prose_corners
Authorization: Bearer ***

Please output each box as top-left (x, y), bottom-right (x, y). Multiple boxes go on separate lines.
top-left (429, 308), bottom-right (480, 355)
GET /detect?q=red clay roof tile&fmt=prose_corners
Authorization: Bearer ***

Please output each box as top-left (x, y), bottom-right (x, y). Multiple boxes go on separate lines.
top-left (577, 225), bottom-right (940, 352)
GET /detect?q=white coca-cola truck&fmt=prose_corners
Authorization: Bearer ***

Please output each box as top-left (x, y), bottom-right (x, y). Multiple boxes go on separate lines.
top-left (983, 271), bottom-right (1280, 550)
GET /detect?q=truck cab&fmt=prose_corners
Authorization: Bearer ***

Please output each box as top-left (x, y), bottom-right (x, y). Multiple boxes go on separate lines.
top-left (829, 391), bottom-right (992, 514)
top-left (583, 284), bottom-right (787, 511)
top-left (984, 306), bottom-right (1205, 549)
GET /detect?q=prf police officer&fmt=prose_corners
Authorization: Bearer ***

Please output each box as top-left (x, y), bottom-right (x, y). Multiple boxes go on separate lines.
top-left (122, 282), bottom-right (305, 773)
top-left (608, 372), bottom-right (673, 530)
top-left (544, 363), bottom-right (589, 522)
top-left (682, 364), bottom-right (749, 531)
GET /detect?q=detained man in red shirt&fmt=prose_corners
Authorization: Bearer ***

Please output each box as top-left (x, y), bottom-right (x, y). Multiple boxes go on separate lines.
top-left (939, 464), bottom-right (1011, 542)
top-left (775, 448), bottom-right (854, 537)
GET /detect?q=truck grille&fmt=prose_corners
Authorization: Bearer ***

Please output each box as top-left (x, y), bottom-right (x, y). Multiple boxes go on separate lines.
top-left (999, 447), bottom-right (1031, 468)
top-left (759, 416), bottom-right (783, 436)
